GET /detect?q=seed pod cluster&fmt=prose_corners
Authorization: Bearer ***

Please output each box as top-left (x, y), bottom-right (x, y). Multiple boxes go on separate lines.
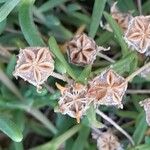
top-left (57, 69), bottom-right (127, 122)
top-left (13, 47), bottom-right (54, 89)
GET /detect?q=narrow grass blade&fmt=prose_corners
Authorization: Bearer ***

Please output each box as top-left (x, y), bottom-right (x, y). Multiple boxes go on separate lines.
top-left (0, 69), bottom-right (23, 100)
top-left (48, 36), bottom-right (77, 80)
top-left (0, 0), bottom-right (20, 22)
top-left (133, 112), bottom-right (148, 145)
top-left (19, 0), bottom-right (45, 46)
top-left (72, 125), bottom-right (90, 150)
top-left (39, 0), bottom-right (68, 13)
top-left (77, 65), bottom-right (92, 84)
top-left (88, 0), bottom-right (106, 38)
top-left (0, 116), bottom-right (23, 142)
top-left (103, 12), bottom-right (128, 56)
top-left (31, 125), bottom-right (81, 150)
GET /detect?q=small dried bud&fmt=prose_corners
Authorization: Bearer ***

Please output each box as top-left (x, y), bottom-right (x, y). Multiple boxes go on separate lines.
top-left (111, 2), bottom-right (132, 32)
top-left (140, 98), bottom-right (150, 126)
top-left (67, 33), bottom-right (97, 66)
top-left (92, 130), bottom-right (123, 150)
top-left (87, 69), bottom-right (127, 108)
top-left (124, 16), bottom-right (150, 53)
top-left (57, 82), bottom-right (92, 123)
top-left (13, 47), bottom-right (54, 89)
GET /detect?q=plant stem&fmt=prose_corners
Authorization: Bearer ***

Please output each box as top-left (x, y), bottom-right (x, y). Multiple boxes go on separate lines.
top-left (127, 89), bottom-right (150, 94)
top-left (137, 0), bottom-right (142, 15)
top-left (97, 52), bottom-right (115, 63)
top-left (51, 72), bottom-right (67, 82)
top-left (125, 62), bottom-right (150, 82)
top-left (96, 109), bottom-right (135, 146)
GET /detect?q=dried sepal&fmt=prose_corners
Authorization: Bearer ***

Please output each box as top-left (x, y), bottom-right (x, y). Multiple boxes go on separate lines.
top-left (140, 98), bottom-right (150, 126)
top-left (111, 2), bottom-right (132, 32)
top-left (124, 16), bottom-right (150, 53)
top-left (87, 69), bottom-right (127, 108)
top-left (92, 130), bottom-right (123, 150)
top-left (57, 82), bottom-right (92, 123)
top-left (13, 47), bottom-right (54, 89)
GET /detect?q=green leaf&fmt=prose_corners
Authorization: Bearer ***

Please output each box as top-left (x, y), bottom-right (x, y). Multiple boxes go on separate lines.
top-left (77, 65), bottom-right (92, 84)
top-left (0, 0), bottom-right (20, 22)
top-left (86, 105), bottom-right (104, 128)
top-left (6, 55), bottom-right (16, 78)
top-left (19, 0), bottom-right (45, 46)
top-left (88, 0), bottom-right (106, 38)
top-left (39, 0), bottom-right (68, 13)
top-left (0, 19), bottom-right (6, 34)
top-left (31, 125), bottom-right (81, 150)
top-left (48, 36), bottom-right (77, 80)
top-left (92, 52), bottom-right (136, 76)
top-left (133, 112), bottom-right (148, 145)
top-left (72, 125), bottom-right (90, 150)
top-left (128, 144), bottom-right (150, 150)
top-left (0, 116), bottom-right (23, 142)
top-left (103, 12), bottom-right (128, 56)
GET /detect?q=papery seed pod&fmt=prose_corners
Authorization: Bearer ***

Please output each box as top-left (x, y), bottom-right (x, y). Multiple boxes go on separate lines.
top-left (124, 16), bottom-right (150, 54)
top-left (87, 69), bottom-right (128, 108)
top-left (57, 82), bottom-right (93, 123)
top-left (13, 47), bottom-right (54, 89)
top-left (67, 33), bottom-right (97, 66)
top-left (92, 130), bottom-right (123, 150)
top-left (140, 98), bottom-right (150, 126)
top-left (111, 2), bottom-right (132, 32)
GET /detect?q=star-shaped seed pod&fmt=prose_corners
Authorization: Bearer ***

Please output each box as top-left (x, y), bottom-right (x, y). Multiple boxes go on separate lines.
top-left (67, 33), bottom-right (107, 66)
top-left (13, 47), bottom-right (54, 89)
top-left (111, 2), bottom-right (132, 32)
top-left (87, 69), bottom-right (128, 108)
top-left (139, 98), bottom-right (150, 126)
top-left (57, 82), bottom-right (92, 123)
top-left (92, 130), bottom-right (123, 150)
top-left (124, 16), bottom-right (150, 53)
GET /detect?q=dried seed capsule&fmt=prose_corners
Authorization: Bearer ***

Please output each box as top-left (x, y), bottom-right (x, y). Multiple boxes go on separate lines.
top-left (87, 69), bottom-right (127, 108)
top-left (57, 82), bottom-right (92, 123)
top-left (92, 130), bottom-right (123, 150)
top-left (67, 33), bottom-right (97, 66)
top-left (13, 47), bottom-right (54, 89)
top-left (140, 98), bottom-right (150, 126)
top-left (124, 16), bottom-right (150, 53)
top-left (111, 2), bottom-right (132, 32)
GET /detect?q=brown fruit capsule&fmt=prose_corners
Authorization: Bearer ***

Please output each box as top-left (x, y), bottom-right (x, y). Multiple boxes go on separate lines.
top-left (124, 16), bottom-right (150, 53)
top-left (92, 130), bottom-right (123, 150)
top-left (140, 98), bottom-right (150, 126)
top-left (57, 82), bottom-right (92, 123)
top-left (111, 2), bottom-right (132, 32)
top-left (87, 69), bottom-right (127, 108)
top-left (13, 47), bottom-right (54, 89)
top-left (67, 33), bottom-right (97, 66)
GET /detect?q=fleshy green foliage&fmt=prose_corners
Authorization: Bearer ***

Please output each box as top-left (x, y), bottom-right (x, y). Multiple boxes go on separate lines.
top-left (0, 0), bottom-right (150, 150)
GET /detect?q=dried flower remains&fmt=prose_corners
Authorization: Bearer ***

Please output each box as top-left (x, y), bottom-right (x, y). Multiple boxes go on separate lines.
top-left (13, 47), bottom-right (54, 89)
top-left (124, 16), bottom-right (150, 53)
top-left (139, 98), bottom-right (150, 126)
top-left (87, 69), bottom-right (128, 108)
top-left (67, 33), bottom-right (108, 66)
top-left (92, 130), bottom-right (123, 150)
top-left (57, 82), bottom-right (92, 123)
top-left (111, 2), bottom-right (132, 32)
